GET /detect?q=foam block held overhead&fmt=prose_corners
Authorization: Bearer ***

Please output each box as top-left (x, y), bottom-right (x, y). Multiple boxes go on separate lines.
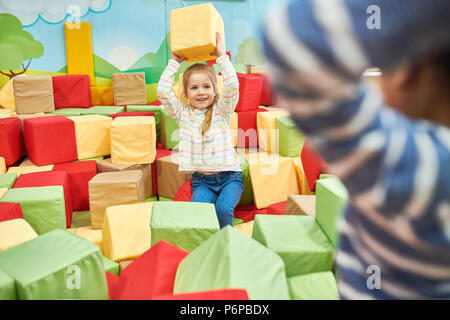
top-left (52, 75), bottom-right (91, 109)
top-left (23, 115), bottom-right (77, 166)
top-left (0, 229), bottom-right (108, 299)
top-left (52, 160), bottom-right (98, 212)
top-left (110, 116), bottom-right (156, 164)
top-left (115, 241), bottom-right (189, 300)
top-left (13, 171), bottom-right (73, 228)
top-left (151, 202), bottom-right (219, 252)
top-left (0, 117), bottom-right (26, 166)
top-left (112, 73), bottom-right (147, 106)
top-left (102, 202), bottom-right (153, 262)
top-left (174, 226), bottom-right (290, 300)
top-left (89, 171), bottom-right (145, 229)
top-left (170, 3), bottom-right (225, 63)
top-left (252, 215), bottom-right (335, 277)
top-left (13, 76), bottom-right (54, 114)
top-left (69, 115), bottom-right (112, 160)
top-left (0, 186), bottom-right (66, 235)
top-left (0, 219), bottom-right (38, 252)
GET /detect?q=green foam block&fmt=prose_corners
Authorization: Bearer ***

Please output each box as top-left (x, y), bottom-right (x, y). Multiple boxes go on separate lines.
top-left (0, 173), bottom-right (17, 189)
top-left (288, 271), bottom-right (340, 300)
top-left (158, 196), bottom-right (173, 201)
top-left (80, 106), bottom-right (125, 116)
top-left (174, 225), bottom-right (290, 300)
top-left (145, 195), bottom-right (158, 202)
top-left (161, 109), bottom-right (179, 150)
top-left (49, 108), bottom-right (87, 117)
top-left (0, 268), bottom-right (16, 300)
top-left (1, 186), bottom-right (66, 234)
top-left (150, 202), bottom-right (220, 252)
top-left (238, 154), bottom-right (254, 205)
top-left (126, 105), bottom-right (162, 141)
top-left (70, 211), bottom-right (91, 229)
top-left (252, 215), bottom-right (335, 277)
top-left (102, 256), bottom-right (119, 276)
top-left (275, 116), bottom-right (305, 158)
top-left (76, 156), bottom-right (104, 163)
top-left (0, 229), bottom-right (108, 300)
top-left (315, 177), bottom-right (349, 248)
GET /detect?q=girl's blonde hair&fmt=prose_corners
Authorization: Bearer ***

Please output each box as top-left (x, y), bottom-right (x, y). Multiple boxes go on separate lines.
top-left (182, 63), bottom-right (219, 136)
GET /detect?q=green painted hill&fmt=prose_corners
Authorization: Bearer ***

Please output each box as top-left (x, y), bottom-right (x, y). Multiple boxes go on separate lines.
top-left (129, 33), bottom-right (170, 69)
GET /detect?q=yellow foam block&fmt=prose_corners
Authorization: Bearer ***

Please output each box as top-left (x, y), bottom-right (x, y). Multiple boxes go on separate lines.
top-left (293, 157), bottom-right (314, 195)
top-left (0, 219), bottom-right (38, 252)
top-left (0, 188), bottom-right (7, 200)
top-left (90, 87), bottom-right (114, 106)
top-left (0, 79), bottom-right (16, 111)
top-left (110, 116), bottom-right (156, 164)
top-left (69, 115), bottom-right (112, 159)
top-left (257, 110), bottom-right (290, 153)
top-left (230, 112), bottom-right (238, 147)
top-left (64, 22), bottom-right (95, 86)
top-left (7, 165), bottom-right (54, 177)
top-left (174, 74), bottom-right (224, 105)
top-left (102, 202), bottom-right (153, 262)
top-left (246, 151), bottom-right (300, 209)
top-left (233, 220), bottom-right (254, 238)
top-left (0, 109), bottom-right (14, 118)
top-left (170, 3), bottom-right (225, 63)
top-left (0, 156), bottom-right (5, 174)
top-left (68, 226), bottom-right (103, 254)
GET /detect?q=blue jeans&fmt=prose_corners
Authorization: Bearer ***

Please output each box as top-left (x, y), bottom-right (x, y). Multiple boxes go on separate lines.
top-left (191, 171), bottom-right (244, 228)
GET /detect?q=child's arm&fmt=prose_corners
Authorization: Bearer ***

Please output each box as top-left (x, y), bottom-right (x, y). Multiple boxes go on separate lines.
top-left (157, 55), bottom-right (185, 121)
top-left (213, 33), bottom-right (239, 122)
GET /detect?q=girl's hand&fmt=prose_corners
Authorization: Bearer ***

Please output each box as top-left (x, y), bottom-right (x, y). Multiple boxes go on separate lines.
top-left (171, 52), bottom-right (186, 63)
top-left (211, 32), bottom-right (225, 58)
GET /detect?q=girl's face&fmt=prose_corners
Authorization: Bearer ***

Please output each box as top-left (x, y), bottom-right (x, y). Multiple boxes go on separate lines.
top-left (186, 72), bottom-right (216, 110)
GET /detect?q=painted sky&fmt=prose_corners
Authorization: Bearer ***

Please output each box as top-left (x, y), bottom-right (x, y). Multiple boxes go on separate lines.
top-left (1, 0), bottom-right (283, 72)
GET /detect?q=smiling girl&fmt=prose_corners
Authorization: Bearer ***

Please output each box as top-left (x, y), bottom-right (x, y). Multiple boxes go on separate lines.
top-left (157, 32), bottom-right (243, 228)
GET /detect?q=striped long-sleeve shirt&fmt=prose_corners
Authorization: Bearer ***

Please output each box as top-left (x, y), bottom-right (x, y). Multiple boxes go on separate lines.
top-left (263, 0), bottom-right (450, 299)
top-left (157, 55), bottom-right (241, 172)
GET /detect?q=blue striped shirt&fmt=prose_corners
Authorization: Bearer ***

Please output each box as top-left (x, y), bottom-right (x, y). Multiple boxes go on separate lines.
top-left (263, 0), bottom-right (450, 299)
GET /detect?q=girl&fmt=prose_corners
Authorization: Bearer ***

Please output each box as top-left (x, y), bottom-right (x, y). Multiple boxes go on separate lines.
top-left (157, 32), bottom-right (244, 228)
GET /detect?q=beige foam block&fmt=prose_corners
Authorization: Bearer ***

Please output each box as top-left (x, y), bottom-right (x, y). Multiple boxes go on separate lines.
top-left (0, 219), bottom-right (38, 252)
top-left (7, 165), bottom-right (54, 177)
top-left (234, 220), bottom-right (254, 238)
top-left (112, 72), bottom-right (147, 106)
top-left (257, 110), bottom-right (290, 153)
top-left (68, 115), bottom-right (112, 159)
top-left (292, 157), bottom-right (314, 195)
top-left (119, 259), bottom-right (135, 272)
top-left (156, 153), bottom-right (192, 199)
top-left (0, 188), bottom-right (8, 200)
top-left (69, 226), bottom-right (104, 253)
top-left (246, 151), bottom-right (300, 209)
top-left (0, 156), bottom-right (5, 174)
top-left (170, 3), bottom-right (225, 63)
top-left (13, 76), bottom-right (55, 114)
top-left (110, 116), bottom-right (156, 164)
top-left (0, 79), bottom-right (16, 111)
top-left (285, 195), bottom-right (316, 216)
top-left (88, 170), bottom-right (146, 229)
top-left (102, 202), bottom-right (153, 262)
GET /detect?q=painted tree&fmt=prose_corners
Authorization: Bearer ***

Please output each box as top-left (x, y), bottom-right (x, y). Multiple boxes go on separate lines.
top-left (0, 13), bottom-right (44, 79)
top-left (234, 37), bottom-right (265, 72)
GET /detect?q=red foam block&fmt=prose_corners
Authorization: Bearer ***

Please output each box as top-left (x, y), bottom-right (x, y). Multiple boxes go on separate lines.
top-left (109, 111), bottom-right (155, 120)
top-left (235, 73), bottom-right (264, 112)
top-left (106, 272), bottom-right (120, 300)
top-left (267, 201), bottom-right (287, 215)
top-left (173, 180), bottom-right (192, 202)
top-left (234, 203), bottom-right (268, 223)
top-left (52, 160), bottom-right (97, 211)
top-left (236, 108), bottom-right (267, 148)
top-left (0, 117), bottom-right (26, 166)
top-left (13, 171), bottom-right (73, 228)
top-left (52, 75), bottom-right (91, 109)
top-left (115, 241), bottom-right (189, 300)
top-left (301, 140), bottom-right (328, 192)
top-left (23, 115), bottom-right (78, 166)
top-left (154, 289), bottom-right (249, 300)
top-left (0, 203), bottom-right (24, 223)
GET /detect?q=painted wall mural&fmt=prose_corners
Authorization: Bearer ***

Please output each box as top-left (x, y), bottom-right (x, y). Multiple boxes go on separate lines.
top-left (0, 0), bottom-right (284, 99)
